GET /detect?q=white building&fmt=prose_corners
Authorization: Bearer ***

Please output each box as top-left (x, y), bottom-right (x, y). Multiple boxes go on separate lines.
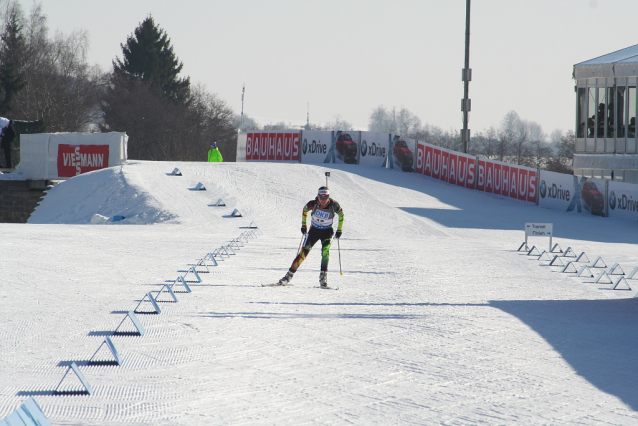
top-left (573, 44), bottom-right (638, 183)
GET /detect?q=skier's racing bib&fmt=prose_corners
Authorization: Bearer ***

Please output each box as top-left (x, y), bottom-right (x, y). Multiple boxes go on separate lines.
top-left (311, 208), bottom-right (333, 229)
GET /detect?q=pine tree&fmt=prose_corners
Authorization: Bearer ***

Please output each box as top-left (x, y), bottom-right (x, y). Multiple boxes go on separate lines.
top-left (0, 9), bottom-right (26, 115)
top-left (113, 16), bottom-right (190, 104)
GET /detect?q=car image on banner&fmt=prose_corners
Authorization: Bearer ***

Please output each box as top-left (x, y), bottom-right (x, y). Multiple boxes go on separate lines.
top-left (581, 180), bottom-right (605, 216)
top-left (393, 138), bottom-right (414, 172)
top-left (335, 132), bottom-right (359, 164)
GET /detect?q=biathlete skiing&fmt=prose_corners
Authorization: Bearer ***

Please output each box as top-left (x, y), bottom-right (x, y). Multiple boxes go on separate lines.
top-left (277, 186), bottom-right (344, 288)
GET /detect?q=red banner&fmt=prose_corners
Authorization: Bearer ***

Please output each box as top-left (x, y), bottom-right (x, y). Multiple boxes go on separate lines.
top-left (417, 143), bottom-right (476, 189)
top-left (416, 141), bottom-right (535, 202)
top-left (478, 159), bottom-right (536, 203)
top-left (57, 144), bottom-right (110, 177)
top-left (448, 153), bottom-right (475, 189)
top-left (246, 132), bottom-right (300, 161)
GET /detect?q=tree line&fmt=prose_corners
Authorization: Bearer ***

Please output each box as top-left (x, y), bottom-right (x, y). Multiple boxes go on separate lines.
top-left (0, 1), bottom-right (236, 162)
top-left (368, 106), bottom-right (575, 174)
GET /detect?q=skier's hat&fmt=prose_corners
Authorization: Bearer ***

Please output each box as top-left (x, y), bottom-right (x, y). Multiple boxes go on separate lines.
top-left (317, 186), bottom-right (329, 199)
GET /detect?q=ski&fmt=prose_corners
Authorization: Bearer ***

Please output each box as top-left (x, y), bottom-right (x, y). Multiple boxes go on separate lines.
top-left (261, 283), bottom-right (293, 287)
top-left (314, 286), bottom-right (339, 290)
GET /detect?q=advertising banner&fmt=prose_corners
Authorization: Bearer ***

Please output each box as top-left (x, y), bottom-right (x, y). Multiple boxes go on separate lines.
top-left (538, 172), bottom-right (607, 216)
top-left (477, 159), bottom-right (537, 203)
top-left (608, 180), bottom-right (638, 221)
top-left (390, 136), bottom-right (416, 172)
top-left (17, 132), bottom-right (127, 180)
top-left (416, 143), bottom-right (452, 182)
top-left (576, 177), bottom-right (607, 216)
top-left (447, 151), bottom-right (476, 189)
top-left (335, 131), bottom-right (360, 164)
top-left (300, 130), bottom-right (333, 164)
top-left (57, 144), bottom-right (110, 177)
top-left (538, 171), bottom-right (575, 211)
top-left (359, 132), bottom-right (388, 167)
top-left (245, 131), bottom-right (300, 162)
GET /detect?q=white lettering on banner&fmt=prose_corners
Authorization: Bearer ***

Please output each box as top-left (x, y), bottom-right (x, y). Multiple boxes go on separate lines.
top-left (293, 135), bottom-right (299, 158)
top-left (510, 170), bottom-right (518, 197)
top-left (468, 162), bottom-right (475, 185)
top-left (62, 150), bottom-right (105, 170)
top-left (528, 174), bottom-right (536, 199)
top-left (449, 159), bottom-right (455, 181)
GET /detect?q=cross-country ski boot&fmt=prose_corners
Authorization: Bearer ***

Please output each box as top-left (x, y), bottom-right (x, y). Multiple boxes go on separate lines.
top-left (319, 271), bottom-right (328, 288)
top-left (278, 270), bottom-right (294, 285)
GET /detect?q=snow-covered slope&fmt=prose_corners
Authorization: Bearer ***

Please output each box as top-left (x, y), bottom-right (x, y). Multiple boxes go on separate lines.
top-left (2, 161), bottom-right (638, 425)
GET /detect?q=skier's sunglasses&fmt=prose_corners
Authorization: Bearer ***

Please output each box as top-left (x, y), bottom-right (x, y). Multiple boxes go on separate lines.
top-left (318, 194), bottom-right (329, 199)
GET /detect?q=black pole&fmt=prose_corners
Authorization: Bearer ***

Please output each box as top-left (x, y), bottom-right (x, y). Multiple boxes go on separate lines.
top-left (461, 0), bottom-right (471, 153)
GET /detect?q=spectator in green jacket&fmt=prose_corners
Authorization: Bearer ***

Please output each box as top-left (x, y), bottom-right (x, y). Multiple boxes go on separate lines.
top-left (208, 142), bottom-right (223, 162)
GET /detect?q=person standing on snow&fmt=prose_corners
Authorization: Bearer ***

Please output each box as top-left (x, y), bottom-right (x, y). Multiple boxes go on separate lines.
top-left (0, 117), bottom-right (16, 169)
top-left (208, 142), bottom-right (223, 162)
top-left (278, 186), bottom-right (344, 287)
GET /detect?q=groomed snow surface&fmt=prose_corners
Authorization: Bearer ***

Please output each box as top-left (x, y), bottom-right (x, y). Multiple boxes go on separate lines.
top-left (2, 161), bottom-right (638, 425)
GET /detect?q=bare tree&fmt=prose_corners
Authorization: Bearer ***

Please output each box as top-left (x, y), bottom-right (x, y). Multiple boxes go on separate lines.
top-left (368, 105), bottom-right (393, 133)
top-left (545, 130), bottom-right (574, 174)
top-left (2, 1), bottom-right (105, 131)
top-left (395, 108), bottom-right (421, 136)
top-left (471, 127), bottom-right (499, 158)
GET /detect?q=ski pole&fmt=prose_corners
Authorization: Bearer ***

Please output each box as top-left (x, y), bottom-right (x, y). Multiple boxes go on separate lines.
top-left (297, 233), bottom-right (307, 256)
top-left (337, 237), bottom-right (343, 276)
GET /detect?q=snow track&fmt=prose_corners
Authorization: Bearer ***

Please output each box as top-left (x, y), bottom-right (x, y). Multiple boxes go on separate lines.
top-left (2, 161), bottom-right (638, 425)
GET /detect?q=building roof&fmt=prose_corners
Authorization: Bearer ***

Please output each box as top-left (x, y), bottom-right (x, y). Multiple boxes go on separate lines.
top-left (573, 44), bottom-right (638, 79)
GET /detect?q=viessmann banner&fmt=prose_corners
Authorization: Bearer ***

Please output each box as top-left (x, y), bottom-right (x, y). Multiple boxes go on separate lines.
top-left (245, 131), bottom-right (300, 161)
top-left (57, 144), bottom-right (110, 177)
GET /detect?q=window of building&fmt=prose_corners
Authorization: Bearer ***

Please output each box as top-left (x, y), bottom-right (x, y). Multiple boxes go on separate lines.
top-left (597, 87), bottom-right (606, 138)
top-left (606, 87), bottom-right (615, 138)
top-left (588, 87), bottom-right (596, 138)
top-left (628, 86), bottom-right (636, 138)
top-left (617, 86), bottom-right (625, 138)
top-left (577, 87), bottom-right (586, 138)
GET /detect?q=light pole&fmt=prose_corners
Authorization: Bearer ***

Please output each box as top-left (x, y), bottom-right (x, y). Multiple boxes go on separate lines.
top-left (461, 0), bottom-right (471, 153)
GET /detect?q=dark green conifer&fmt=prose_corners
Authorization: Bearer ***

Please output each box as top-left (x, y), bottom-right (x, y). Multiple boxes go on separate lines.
top-left (113, 16), bottom-right (190, 104)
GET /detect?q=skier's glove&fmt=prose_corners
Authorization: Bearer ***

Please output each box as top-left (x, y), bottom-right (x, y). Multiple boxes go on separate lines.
top-left (335, 230), bottom-right (342, 239)
top-left (301, 226), bottom-right (307, 234)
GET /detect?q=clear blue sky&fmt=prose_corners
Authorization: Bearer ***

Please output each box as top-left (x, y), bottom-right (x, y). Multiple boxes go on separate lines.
top-left (37, 0), bottom-right (638, 136)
